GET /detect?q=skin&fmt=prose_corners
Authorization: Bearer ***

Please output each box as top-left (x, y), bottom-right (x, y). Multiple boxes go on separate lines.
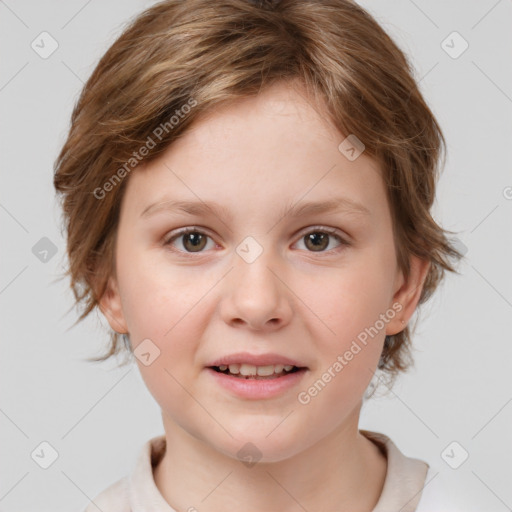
top-left (100, 80), bottom-right (430, 512)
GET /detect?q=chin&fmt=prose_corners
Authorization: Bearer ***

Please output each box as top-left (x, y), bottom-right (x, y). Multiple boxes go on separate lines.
top-left (214, 430), bottom-right (305, 465)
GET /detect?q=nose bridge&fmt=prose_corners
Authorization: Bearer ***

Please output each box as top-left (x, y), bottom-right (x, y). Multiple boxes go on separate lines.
top-left (234, 234), bottom-right (281, 302)
top-left (221, 235), bottom-right (291, 329)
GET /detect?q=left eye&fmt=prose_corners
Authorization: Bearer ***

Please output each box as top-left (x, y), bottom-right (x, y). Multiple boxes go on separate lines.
top-left (294, 228), bottom-right (346, 253)
top-left (163, 227), bottom-right (347, 254)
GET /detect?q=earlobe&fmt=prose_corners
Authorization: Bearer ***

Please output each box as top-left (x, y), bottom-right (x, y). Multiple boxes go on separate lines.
top-left (386, 256), bottom-right (431, 336)
top-left (98, 276), bottom-right (128, 334)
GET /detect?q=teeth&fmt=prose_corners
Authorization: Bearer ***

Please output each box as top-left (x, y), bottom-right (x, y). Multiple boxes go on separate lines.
top-left (220, 363), bottom-right (296, 376)
top-left (256, 365), bottom-right (275, 376)
top-left (239, 364), bottom-right (257, 376)
top-left (228, 363), bottom-right (240, 374)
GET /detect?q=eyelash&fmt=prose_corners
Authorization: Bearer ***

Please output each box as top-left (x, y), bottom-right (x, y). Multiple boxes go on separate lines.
top-left (162, 226), bottom-right (350, 257)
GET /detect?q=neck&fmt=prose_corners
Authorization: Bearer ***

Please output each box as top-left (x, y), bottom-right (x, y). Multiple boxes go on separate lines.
top-left (154, 409), bottom-right (387, 512)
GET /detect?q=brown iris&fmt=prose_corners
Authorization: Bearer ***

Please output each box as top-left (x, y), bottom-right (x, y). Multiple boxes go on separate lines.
top-left (304, 232), bottom-right (329, 252)
top-left (182, 232), bottom-right (207, 252)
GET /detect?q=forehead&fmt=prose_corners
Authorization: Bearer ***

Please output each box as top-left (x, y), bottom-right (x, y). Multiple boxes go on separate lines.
top-left (178, 81), bottom-right (340, 155)
top-left (123, 81), bottom-right (386, 222)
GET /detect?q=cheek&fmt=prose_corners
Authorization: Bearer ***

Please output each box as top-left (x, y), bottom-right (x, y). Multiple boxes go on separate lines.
top-left (303, 251), bottom-right (395, 387)
top-left (294, 266), bottom-right (391, 436)
top-left (122, 281), bottom-right (208, 425)
top-left (117, 246), bottom-right (204, 338)
top-left (314, 258), bottom-right (394, 339)
top-left (116, 252), bottom-right (212, 398)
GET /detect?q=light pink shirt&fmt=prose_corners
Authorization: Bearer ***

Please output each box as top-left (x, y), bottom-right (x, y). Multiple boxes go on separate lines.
top-left (82, 430), bottom-right (461, 511)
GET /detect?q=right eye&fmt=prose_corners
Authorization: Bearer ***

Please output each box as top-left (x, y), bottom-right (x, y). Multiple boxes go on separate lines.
top-left (163, 227), bottom-right (217, 254)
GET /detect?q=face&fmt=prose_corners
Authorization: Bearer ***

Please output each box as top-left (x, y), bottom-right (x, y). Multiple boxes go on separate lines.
top-left (101, 81), bottom-right (427, 463)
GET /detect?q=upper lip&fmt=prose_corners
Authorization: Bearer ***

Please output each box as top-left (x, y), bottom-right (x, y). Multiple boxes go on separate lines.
top-left (207, 352), bottom-right (307, 368)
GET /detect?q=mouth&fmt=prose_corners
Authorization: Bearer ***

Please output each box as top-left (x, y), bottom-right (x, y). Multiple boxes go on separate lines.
top-left (208, 363), bottom-right (305, 380)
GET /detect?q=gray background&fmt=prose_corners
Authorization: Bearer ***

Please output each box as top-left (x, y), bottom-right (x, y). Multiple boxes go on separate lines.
top-left (1, 1), bottom-right (511, 510)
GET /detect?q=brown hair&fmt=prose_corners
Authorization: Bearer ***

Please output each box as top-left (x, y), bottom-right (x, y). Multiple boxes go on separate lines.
top-left (53, 0), bottom-right (462, 386)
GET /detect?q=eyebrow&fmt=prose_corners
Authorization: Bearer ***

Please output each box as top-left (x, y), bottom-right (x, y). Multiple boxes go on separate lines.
top-left (140, 197), bottom-right (371, 221)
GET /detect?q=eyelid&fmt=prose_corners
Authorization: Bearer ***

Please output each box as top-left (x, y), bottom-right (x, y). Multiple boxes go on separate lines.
top-left (163, 226), bottom-right (216, 246)
top-left (295, 224), bottom-right (345, 239)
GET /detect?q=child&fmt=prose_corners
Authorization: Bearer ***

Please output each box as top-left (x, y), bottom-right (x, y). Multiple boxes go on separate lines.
top-left (54, 0), bottom-right (465, 510)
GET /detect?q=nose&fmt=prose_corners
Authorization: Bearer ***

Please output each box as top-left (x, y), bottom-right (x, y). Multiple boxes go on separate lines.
top-left (219, 249), bottom-right (293, 332)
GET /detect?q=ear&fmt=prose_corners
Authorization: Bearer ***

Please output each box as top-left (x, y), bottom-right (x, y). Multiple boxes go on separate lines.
top-left (386, 256), bottom-right (430, 336)
top-left (98, 276), bottom-right (128, 334)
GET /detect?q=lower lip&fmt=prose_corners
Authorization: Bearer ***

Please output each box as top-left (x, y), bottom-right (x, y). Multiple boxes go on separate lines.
top-left (205, 367), bottom-right (308, 400)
